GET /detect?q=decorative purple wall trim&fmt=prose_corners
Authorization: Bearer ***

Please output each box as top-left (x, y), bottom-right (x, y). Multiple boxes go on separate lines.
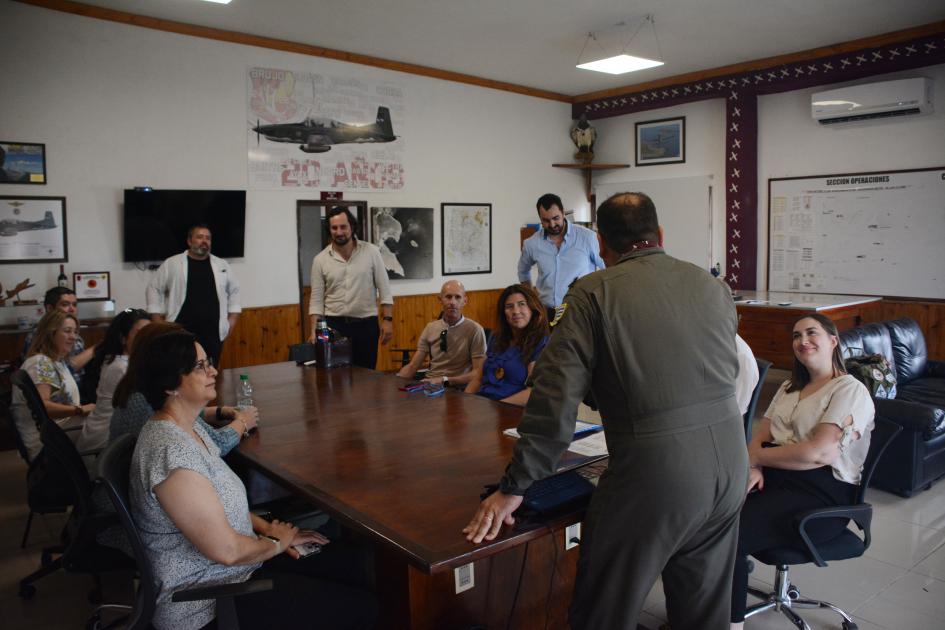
top-left (573, 31), bottom-right (945, 290)
top-left (725, 90), bottom-right (756, 289)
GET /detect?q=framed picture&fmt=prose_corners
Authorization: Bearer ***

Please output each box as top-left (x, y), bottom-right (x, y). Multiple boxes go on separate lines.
top-left (635, 117), bottom-right (686, 166)
top-left (0, 196), bottom-right (67, 263)
top-left (370, 207), bottom-right (434, 280)
top-left (73, 271), bottom-right (110, 301)
top-left (0, 141), bottom-right (47, 184)
top-left (441, 203), bottom-right (491, 275)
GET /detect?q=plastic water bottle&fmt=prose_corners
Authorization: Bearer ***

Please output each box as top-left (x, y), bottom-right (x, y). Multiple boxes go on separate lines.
top-left (236, 374), bottom-right (254, 409)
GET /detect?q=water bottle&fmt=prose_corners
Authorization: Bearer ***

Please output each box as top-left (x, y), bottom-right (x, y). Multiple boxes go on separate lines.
top-left (236, 374), bottom-right (254, 409)
top-left (316, 320), bottom-right (331, 343)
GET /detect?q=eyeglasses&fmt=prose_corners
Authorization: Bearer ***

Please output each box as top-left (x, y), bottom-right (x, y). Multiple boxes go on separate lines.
top-left (439, 329), bottom-right (448, 353)
top-left (193, 357), bottom-right (214, 375)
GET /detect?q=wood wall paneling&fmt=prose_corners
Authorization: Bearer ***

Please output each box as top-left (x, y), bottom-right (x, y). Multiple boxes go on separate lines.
top-left (222, 288), bottom-right (503, 372)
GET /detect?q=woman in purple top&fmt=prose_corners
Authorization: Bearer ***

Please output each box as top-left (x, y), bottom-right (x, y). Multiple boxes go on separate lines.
top-left (466, 284), bottom-right (549, 406)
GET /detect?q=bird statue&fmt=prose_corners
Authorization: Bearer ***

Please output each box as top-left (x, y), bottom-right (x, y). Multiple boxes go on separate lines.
top-left (570, 113), bottom-right (597, 163)
top-left (7, 278), bottom-right (35, 304)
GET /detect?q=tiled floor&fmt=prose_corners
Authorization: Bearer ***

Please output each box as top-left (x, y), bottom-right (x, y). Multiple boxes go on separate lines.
top-left (1, 369), bottom-right (943, 629)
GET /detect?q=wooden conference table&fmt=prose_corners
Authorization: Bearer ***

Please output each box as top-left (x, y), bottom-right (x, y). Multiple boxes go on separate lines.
top-left (219, 362), bottom-right (602, 630)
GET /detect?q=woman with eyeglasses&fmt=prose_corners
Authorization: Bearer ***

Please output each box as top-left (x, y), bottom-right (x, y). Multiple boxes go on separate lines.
top-left (729, 313), bottom-right (875, 629)
top-left (110, 321), bottom-right (257, 453)
top-left (465, 284), bottom-right (550, 406)
top-left (12, 309), bottom-right (95, 460)
top-left (75, 308), bottom-right (151, 455)
top-left (130, 332), bottom-right (376, 630)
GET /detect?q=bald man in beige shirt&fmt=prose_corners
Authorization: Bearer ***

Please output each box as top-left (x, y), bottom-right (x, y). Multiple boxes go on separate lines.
top-left (397, 280), bottom-right (487, 388)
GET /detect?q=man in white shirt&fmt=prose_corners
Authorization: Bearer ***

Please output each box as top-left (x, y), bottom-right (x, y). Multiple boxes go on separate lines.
top-left (146, 225), bottom-right (240, 364)
top-left (309, 207), bottom-right (394, 369)
top-left (735, 333), bottom-right (760, 417)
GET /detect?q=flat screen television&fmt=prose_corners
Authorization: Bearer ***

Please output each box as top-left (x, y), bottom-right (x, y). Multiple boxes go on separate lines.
top-left (123, 189), bottom-right (246, 262)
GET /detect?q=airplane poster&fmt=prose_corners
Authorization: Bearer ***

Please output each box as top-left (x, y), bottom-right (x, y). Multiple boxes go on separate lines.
top-left (248, 67), bottom-right (406, 191)
top-left (0, 196), bottom-right (67, 263)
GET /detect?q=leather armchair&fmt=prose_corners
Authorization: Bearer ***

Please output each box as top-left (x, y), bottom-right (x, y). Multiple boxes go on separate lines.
top-left (840, 318), bottom-right (945, 497)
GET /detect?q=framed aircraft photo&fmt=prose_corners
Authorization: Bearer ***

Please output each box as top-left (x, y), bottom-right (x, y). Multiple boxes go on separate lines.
top-left (635, 117), bottom-right (686, 166)
top-left (0, 141), bottom-right (47, 184)
top-left (0, 196), bottom-right (68, 264)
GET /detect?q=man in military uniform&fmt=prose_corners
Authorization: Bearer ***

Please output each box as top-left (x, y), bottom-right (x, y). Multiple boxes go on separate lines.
top-left (465, 192), bottom-right (748, 629)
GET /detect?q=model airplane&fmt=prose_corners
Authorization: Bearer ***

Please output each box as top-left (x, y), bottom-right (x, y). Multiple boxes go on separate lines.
top-left (252, 106), bottom-right (397, 153)
top-left (0, 211), bottom-right (57, 237)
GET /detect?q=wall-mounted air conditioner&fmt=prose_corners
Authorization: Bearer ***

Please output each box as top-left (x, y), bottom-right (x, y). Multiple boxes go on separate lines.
top-left (811, 77), bottom-right (933, 125)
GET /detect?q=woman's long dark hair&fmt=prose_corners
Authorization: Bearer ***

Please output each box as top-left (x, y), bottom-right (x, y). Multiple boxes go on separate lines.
top-left (81, 308), bottom-right (150, 402)
top-left (113, 321), bottom-right (185, 409)
top-left (786, 313), bottom-right (847, 393)
top-left (492, 284), bottom-right (549, 363)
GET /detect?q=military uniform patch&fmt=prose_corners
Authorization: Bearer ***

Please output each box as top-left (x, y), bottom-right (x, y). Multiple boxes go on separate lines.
top-left (550, 303), bottom-right (568, 327)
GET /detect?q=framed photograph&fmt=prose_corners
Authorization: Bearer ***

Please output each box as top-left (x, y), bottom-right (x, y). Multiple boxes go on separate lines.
top-left (73, 271), bottom-right (110, 301)
top-left (0, 141), bottom-right (47, 184)
top-left (635, 117), bottom-right (686, 166)
top-left (0, 196), bottom-right (67, 263)
top-left (370, 207), bottom-right (434, 280)
top-left (441, 203), bottom-right (491, 275)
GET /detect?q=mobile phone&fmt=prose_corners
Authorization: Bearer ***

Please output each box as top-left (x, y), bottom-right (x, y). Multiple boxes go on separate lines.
top-left (293, 542), bottom-right (322, 558)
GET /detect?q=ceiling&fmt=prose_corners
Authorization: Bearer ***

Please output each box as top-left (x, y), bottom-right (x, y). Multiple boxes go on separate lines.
top-left (56, 0), bottom-right (945, 98)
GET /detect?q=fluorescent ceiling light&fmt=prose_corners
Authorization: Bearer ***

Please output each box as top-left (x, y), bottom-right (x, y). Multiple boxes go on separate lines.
top-left (201, 0), bottom-right (232, 4)
top-left (577, 54), bottom-right (663, 74)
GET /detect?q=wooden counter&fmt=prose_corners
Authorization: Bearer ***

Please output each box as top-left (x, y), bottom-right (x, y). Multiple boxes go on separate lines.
top-left (736, 291), bottom-right (882, 370)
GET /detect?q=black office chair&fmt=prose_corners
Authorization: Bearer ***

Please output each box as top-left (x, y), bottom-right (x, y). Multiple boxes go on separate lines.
top-left (10, 370), bottom-right (76, 549)
top-left (13, 370), bottom-right (134, 600)
top-left (743, 358), bottom-right (772, 442)
top-left (744, 416), bottom-right (902, 630)
top-left (94, 434), bottom-right (273, 630)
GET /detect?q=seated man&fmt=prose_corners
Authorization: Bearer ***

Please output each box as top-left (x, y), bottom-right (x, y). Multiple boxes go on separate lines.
top-left (397, 280), bottom-right (487, 388)
top-left (21, 287), bottom-right (96, 397)
top-left (735, 333), bottom-right (760, 416)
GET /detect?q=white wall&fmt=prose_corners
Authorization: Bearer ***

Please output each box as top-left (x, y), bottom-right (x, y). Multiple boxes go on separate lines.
top-left (0, 3), bottom-right (582, 311)
top-left (757, 63), bottom-right (945, 287)
top-left (572, 63), bottom-right (945, 289)
top-left (587, 99), bottom-right (728, 272)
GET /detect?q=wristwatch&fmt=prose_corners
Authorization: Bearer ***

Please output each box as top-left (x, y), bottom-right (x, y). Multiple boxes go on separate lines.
top-left (442, 375), bottom-right (450, 387)
top-left (382, 316), bottom-right (393, 322)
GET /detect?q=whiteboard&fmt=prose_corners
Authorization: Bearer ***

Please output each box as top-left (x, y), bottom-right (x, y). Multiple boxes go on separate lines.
top-left (768, 168), bottom-right (945, 299)
top-left (594, 175), bottom-right (713, 270)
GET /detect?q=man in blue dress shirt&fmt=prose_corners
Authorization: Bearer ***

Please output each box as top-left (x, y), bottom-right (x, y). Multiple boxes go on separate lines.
top-left (517, 193), bottom-right (605, 322)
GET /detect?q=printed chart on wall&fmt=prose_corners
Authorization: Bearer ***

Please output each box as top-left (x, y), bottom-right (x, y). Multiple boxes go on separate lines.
top-left (248, 67), bottom-right (406, 191)
top-left (768, 168), bottom-right (945, 299)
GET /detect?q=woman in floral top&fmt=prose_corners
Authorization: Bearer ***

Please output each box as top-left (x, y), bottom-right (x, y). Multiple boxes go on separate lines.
top-left (12, 310), bottom-right (95, 460)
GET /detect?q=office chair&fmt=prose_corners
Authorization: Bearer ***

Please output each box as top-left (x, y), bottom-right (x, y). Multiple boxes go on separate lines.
top-left (744, 416), bottom-right (902, 630)
top-left (13, 370), bottom-right (134, 599)
top-left (93, 434), bottom-right (273, 630)
top-left (10, 370), bottom-right (74, 549)
top-left (743, 358), bottom-right (772, 442)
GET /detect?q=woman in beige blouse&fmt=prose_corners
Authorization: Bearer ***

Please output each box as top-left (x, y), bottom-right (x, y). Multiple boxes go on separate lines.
top-left (730, 313), bottom-right (875, 629)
